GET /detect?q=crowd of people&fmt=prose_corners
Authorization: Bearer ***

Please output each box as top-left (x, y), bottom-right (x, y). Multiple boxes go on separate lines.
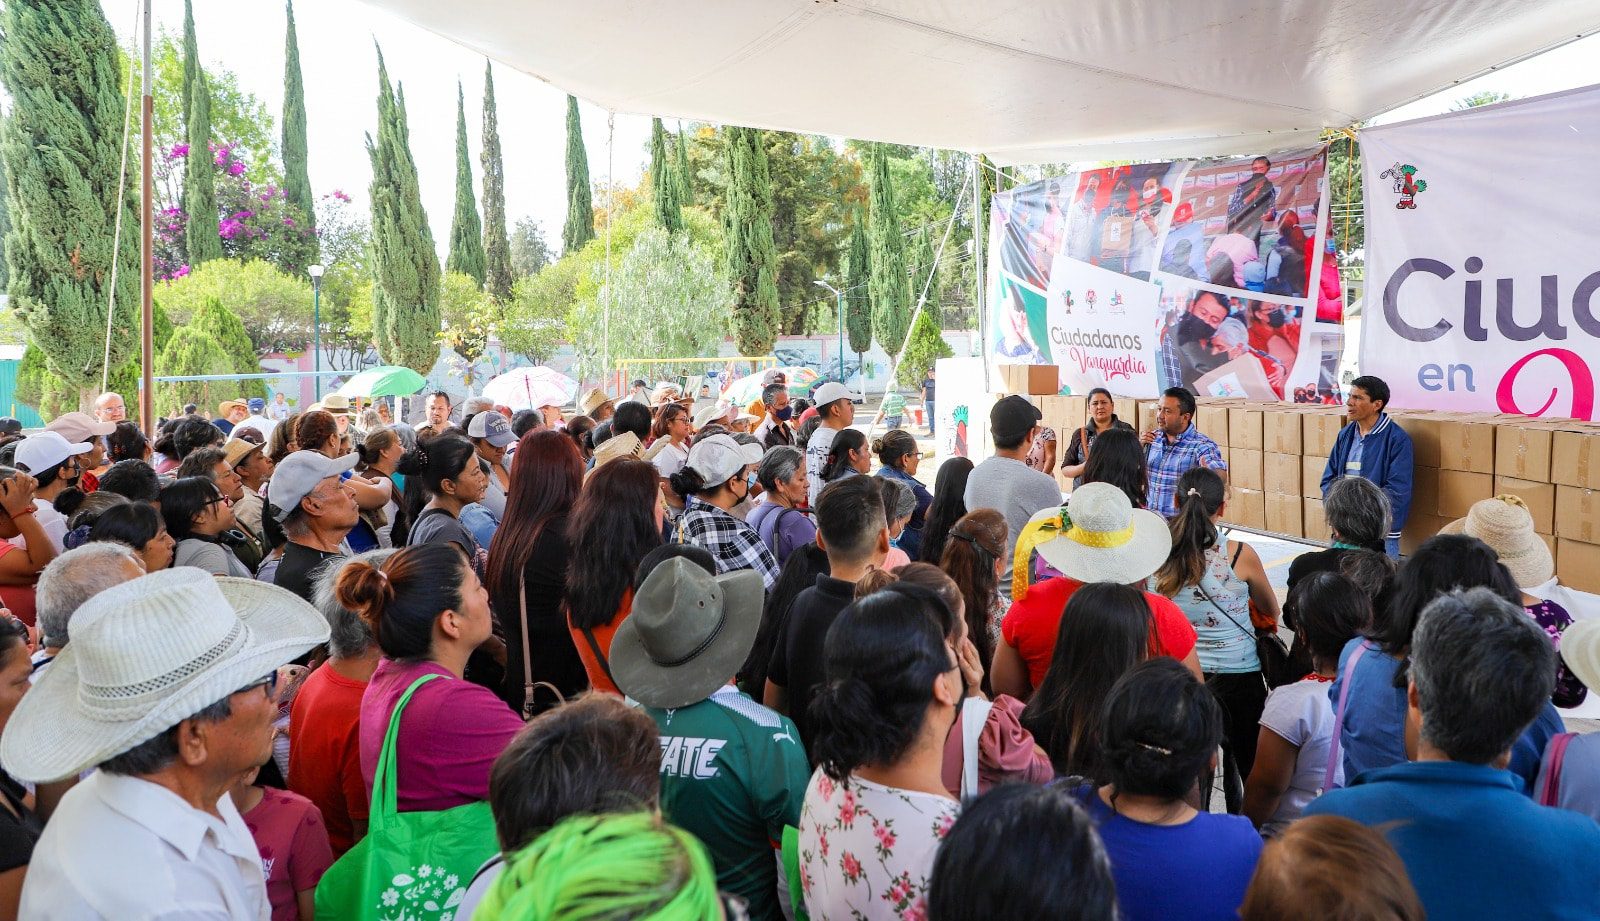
top-left (0, 368), bottom-right (1590, 921)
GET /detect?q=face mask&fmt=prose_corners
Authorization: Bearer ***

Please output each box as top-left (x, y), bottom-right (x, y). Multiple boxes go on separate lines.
top-left (745, 470), bottom-right (759, 492)
top-left (775, 405), bottom-right (793, 422)
top-left (1325, 236), bottom-right (1337, 254)
top-left (1177, 311), bottom-right (1220, 344)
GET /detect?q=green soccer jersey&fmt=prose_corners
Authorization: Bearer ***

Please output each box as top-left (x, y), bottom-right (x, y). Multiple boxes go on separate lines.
top-left (881, 391), bottom-right (907, 418)
top-left (644, 685), bottom-right (810, 921)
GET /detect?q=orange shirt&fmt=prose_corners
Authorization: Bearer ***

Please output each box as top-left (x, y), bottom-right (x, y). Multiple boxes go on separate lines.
top-left (568, 589), bottom-right (630, 695)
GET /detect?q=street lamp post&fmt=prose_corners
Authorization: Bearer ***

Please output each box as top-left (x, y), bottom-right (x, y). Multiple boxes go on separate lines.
top-left (308, 264), bottom-right (325, 399)
top-left (815, 280), bottom-right (843, 385)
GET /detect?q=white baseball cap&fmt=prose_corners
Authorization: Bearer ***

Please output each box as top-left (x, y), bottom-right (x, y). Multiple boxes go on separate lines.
top-left (15, 431), bottom-right (92, 476)
top-left (686, 434), bottom-right (764, 485)
top-left (812, 382), bottom-right (862, 407)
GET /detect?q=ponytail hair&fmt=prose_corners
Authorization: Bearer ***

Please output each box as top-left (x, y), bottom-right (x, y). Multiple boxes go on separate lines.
top-left (333, 541), bottom-right (468, 661)
top-left (1100, 657), bottom-right (1222, 801)
top-left (667, 466), bottom-right (710, 500)
top-left (872, 429), bottom-right (918, 470)
top-left (808, 585), bottom-right (953, 780)
top-left (356, 426), bottom-right (400, 469)
top-left (395, 434), bottom-right (477, 538)
top-left (820, 428), bottom-right (867, 481)
top-left (1153, 467), bottom-right (1226, 597)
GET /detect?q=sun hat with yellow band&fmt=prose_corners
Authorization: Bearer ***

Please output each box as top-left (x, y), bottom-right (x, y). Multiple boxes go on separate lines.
top-left (1012, 482), bottom-right (1172, 599)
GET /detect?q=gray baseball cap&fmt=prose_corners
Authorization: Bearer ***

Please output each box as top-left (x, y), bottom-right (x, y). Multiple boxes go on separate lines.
top-left (685, 434), bottom-right (764, 486)
top-left (268, 450), bottom-right (357, 522)
top-left (467, 410), bottom-right (516, 448)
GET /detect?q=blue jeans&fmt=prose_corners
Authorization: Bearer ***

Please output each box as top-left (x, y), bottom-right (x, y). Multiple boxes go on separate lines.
top-left (925, 401), bottom-right (935, 434)
top-left (1385, 535), bottom-right (1400, 559)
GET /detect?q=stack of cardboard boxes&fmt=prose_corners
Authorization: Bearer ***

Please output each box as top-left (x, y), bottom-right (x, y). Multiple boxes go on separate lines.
top-left (1197, 400), bottom-right (1345, 542)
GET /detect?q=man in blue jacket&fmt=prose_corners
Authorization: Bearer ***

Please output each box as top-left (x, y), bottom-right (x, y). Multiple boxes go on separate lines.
top-left (1322, 375), bottom-right (1412, 557)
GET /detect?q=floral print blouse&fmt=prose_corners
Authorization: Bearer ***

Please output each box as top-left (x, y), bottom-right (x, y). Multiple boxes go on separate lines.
top-left (1527, 599), bottom-right (1587, 708)
top-left (797, 770), bottom-right (959, 921)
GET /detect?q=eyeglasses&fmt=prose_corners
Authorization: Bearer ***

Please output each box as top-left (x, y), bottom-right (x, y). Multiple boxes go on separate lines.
top-left (240, 670), bottom-right (278, 699)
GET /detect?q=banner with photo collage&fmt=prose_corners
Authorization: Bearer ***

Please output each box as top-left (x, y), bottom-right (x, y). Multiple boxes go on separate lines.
top-left (985, 148), bottom-right (1346, 405)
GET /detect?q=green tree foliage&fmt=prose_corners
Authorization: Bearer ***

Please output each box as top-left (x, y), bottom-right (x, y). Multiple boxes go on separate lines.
top-left (366, 49), bottom-right (441, 373)
top-left (280, 0), bottom-right (315, 253)
top-left (0, 117), bottom-right (9, 291)
top-left (674, 124), bottom-right (693, 207)
top-left (868, 143), bottom-right (913, 356)
top-left (479, 62), bottom-right (514, 303)
top-left (572, 227), bottom-right (727, 377)
top-left (147, 34), bottom-right (278, 208)
top-left (437, 271), bottom-right (497, 387)
top-left (900, 305), bottom-right (952, 386)
top-left (650, 118), bottom-right (684, 234)
top-left (183, 3), bottom-right (222, 265)
top-left (562, 95), bottom-right (596, 254)
top-left (843, 211), bottom-right (872, 356)
top-left (910, 226), bottom-right (939, 318)
top-left (189, 298), bottom-right (266, 399)
top-left (157, 324), bottom-right (233, 412)
top-left (445, 83), bottom-right (486, 286)
top-left (508, 217), bottom-right (554, 277)
top-left (154, 258), bottom-right (311, 354)
top-left (500, 271), bottom-right (566, 365)
top-left (723, 126), bottom-right (781, 356)
top-left (1326, 134), bottom-right (1363, 272)
top-left (2, 0), bottom-right (142, 407)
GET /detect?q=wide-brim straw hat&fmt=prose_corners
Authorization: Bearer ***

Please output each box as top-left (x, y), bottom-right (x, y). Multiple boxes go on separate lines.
top-left (1012, 482), bottom-right (1172, 597)
top-left (0, 568), bottom-right (330, 783)
top-left (590, 431), bottom-right (643, 473)
top-left (610, 559), bottom-right (763, 709)
top-left (1440, 494), bottom-right (1553, 588)
top-left (578, 388), bottom-right (614, 416)
top-left (1560, 618), bottom-right (1600, 695)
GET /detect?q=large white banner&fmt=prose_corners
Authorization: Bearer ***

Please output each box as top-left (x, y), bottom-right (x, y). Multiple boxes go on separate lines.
top-left (1361, 85), bottom-right (1600, 420)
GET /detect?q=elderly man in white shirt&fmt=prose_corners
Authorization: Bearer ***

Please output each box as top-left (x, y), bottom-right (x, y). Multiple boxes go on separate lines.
top-left (1, 568), bottom-right (329, 920)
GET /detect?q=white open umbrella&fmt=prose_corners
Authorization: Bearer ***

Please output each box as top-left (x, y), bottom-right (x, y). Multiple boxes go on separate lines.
top-left (481, 367), bottom-right (579, 412)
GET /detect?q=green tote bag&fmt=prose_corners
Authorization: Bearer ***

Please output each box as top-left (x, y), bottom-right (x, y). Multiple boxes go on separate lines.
top-left (315, 674), bottom-right (500, 921)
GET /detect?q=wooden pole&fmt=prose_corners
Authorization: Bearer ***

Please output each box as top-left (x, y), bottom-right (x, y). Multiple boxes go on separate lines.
top-left (139, 0), bottom-right (154, 433)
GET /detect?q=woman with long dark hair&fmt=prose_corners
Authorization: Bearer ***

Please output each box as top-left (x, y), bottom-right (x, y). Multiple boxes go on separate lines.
top-left (160, 476), bottom-right (252, 578)
top-left (1059, 388), bottom-right (1135, 489)
top-left (564, 459), bottom-right (664, 694)
top-left (819, 428), bottom-right (870, 485)
top-left (1149, 466), bottom-right (1280, 812)
top-left (918, 457), bottom-right (973, 564)
top-left (1081, 426), bottom-right (1148, 510)
top-left (394, 435), bottom-right (489, 575)
top-left (86, 500), bottom-right (174, 572)
top-left (939, 508), bottom-right (1007, 693)
top-left (485, 431), bottom-right (588, 713)
top-left (1021, 582), bottom-right (1153, 779)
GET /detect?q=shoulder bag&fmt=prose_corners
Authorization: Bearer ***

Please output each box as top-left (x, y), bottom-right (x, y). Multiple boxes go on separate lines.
top-left (516, 574), bottom-right (565, 718)
top-left (960, 697), bottom-right (995, 800)
top-left (315, 674), bottom-right (499, 921)
top-left (1193, 544), bottom-right (1294, 689)
top-left (1323, 640), bottom-right (1371, 793)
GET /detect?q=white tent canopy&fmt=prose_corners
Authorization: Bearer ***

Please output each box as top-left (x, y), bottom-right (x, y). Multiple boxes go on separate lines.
top-left (362, 0), bottom-right (1599, 163)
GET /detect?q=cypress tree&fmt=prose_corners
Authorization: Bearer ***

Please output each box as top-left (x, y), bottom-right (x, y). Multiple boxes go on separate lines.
top-left (0, 116), bottom-right (9, 290)
top-left (183, 0), bottom-right (221, 265)
top-left (868, 143), bottom-right (912, 355)
top-left (445, 82), bottom-right (486, 286)
top-left (157, 324), bottom-right (233, 411)
top-left (843, 210), bottom-right (872, 359)
top-left (561, 95), bottom-right (595, 253)
top-left (191, 298), bottom-right (266, 399)
top-left (650, 117), bottom-right (683, 234)
top-left (479, 61), bottom-right (513, 302)
top-left (1, 0), bottom-right (141, 407)
top-left (911, 226), bottom-right (937, 316)
top-left (674, 123), bottom-right (693, 207)
top-left (182, 0), bottom-right (198, 128)
top-left (366, 48), bottom-right (441, 373)
top-left (723, 126), bottom-right (780, 356)
top-left (281, 0), bottom-right (316, 252)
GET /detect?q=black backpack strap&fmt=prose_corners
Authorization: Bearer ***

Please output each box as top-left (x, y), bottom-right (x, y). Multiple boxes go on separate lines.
top-left (580, 626), bottom-right (616, 685)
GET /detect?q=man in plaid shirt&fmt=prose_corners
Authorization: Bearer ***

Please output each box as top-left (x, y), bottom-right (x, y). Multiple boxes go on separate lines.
top-left (1142, 386), bottom-right (1228, 518)
top-left (675, 434), bottom-right (780, 590)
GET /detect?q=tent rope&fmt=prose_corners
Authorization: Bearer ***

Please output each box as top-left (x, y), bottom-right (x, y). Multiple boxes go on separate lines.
top-left (101, 0), bottom-right (142, 394)
top-left (602, 110), bottom-right (614, 390)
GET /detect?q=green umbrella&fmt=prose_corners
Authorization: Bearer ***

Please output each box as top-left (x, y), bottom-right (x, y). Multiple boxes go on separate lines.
top-left (334, 366), bottom-right (428, 399)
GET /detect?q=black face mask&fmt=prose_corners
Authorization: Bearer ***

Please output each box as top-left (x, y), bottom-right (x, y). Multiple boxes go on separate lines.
top-left (1177, 311), bottom-right (1220, 345)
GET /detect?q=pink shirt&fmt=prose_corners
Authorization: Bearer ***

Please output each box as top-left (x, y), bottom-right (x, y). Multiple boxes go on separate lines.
top-left (358, 659), bottom-right (524, 813)
top-left (242, 787), bottom-right (334, 921)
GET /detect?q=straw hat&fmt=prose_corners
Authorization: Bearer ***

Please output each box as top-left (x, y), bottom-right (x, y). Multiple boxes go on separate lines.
top-left (0, 568), bottom-right (330, 783)
top-left (1560, 618), bottom-right (1600, 695)
top-left (590, 431), bottom-right (643, 472)
top-left (693, 402), bottom-right (734, 430)
top-left (610, 558), bottom-right (763, 709)
top-left (1440, 494), bottom-right (1553, 588)
top-left (578, 388), bottom-right (613, 416)
top-left (1012, 482), bottom-right (1171, 598)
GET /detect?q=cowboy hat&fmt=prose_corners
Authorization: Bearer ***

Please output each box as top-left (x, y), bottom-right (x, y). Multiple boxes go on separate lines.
top-left (1440, 494), bottom-right (1553, 589)
top-left (313, 394), bottom-right (352, 415)
top-left (609, 558), bottom-right (763, 709)
top-left (1013, 482), bottom-right (1171, 597)
top-left (0, 569), bottom-right (329, 783)
top-left (590, 431), bottom-right (643, 472)
top-left (578, 388), bottom-right (614, 416)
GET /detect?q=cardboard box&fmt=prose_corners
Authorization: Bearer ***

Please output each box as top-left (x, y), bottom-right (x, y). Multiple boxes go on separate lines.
top-left (1039, 394), bottom-right (1085, 424)
top-left (1494, 425), bottom-right (1552, 482)
top-left (1302, 410), bottom-right (1345, 458)
top-left (1263, 409), bottom-right (1303, 455)
top-left (1228, 407), bottom-right (1264, 450)
top-left (1411, 467), bottom-right (1440, 520)
top-left (1401, 514), bottom-right (1451, 556)
top-left (1264, 492), bottom-right (1303, 537)
top-left (1230, 448), bottom-right (1264, 491)
top-left (1264, 452), bottom-right (1301, 496)
top-left (1493, 476), bottom-right (1555, 535)
top-left (1391, 413), bottom-right (1442, 469)
top-left (1303, 497), bottom-right (1327, 541)
top-left (1195, 405), bottom-right (1230, 447)
top-left (1558, 538), bottom-right (1600, 594)
top-left (1301, 454), bottom-right (1326, 499)
top-left (1194, 355), bottom-right (1278, 400)
top-left (1114, 397), bottom-right (1138, 429)
top-left (998, 364), bottom-right (1060, 396)
top-left (1137, 400), bottom-right (1160, 435)
top-left (1437, 416), bottom-right (1496, 473)
top-left (1537, 531), bottom-right (1557, 559)
top-left (1224, 488), bottom-right (1265, 531)
top-left (1555, 485), bottom-right (1600, 543)
top-left (1551, 428), bottom-right (1600, 489)
top-left (1436, 470), bottom-right (1493, 518)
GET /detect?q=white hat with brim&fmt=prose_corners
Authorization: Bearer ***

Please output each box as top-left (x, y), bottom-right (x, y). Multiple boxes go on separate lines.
top-left (589, 432), bottom-right (643, 474)
top-left (1560, 618), bottom-right (1600, 696)
top-left (1013, 482), bottom-right (1171, 598)
top-left (686, 434), bottom-right (764, 486)
top-left (0, 569), bottom-right (330, 783)
top-left (1439, 494), bottom-right (1553, 589)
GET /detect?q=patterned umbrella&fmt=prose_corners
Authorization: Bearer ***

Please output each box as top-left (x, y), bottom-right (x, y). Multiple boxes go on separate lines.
top-left (481, 366), bottom-right (579, 411)
top-left (720, 366), bottom-right (820, 406)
